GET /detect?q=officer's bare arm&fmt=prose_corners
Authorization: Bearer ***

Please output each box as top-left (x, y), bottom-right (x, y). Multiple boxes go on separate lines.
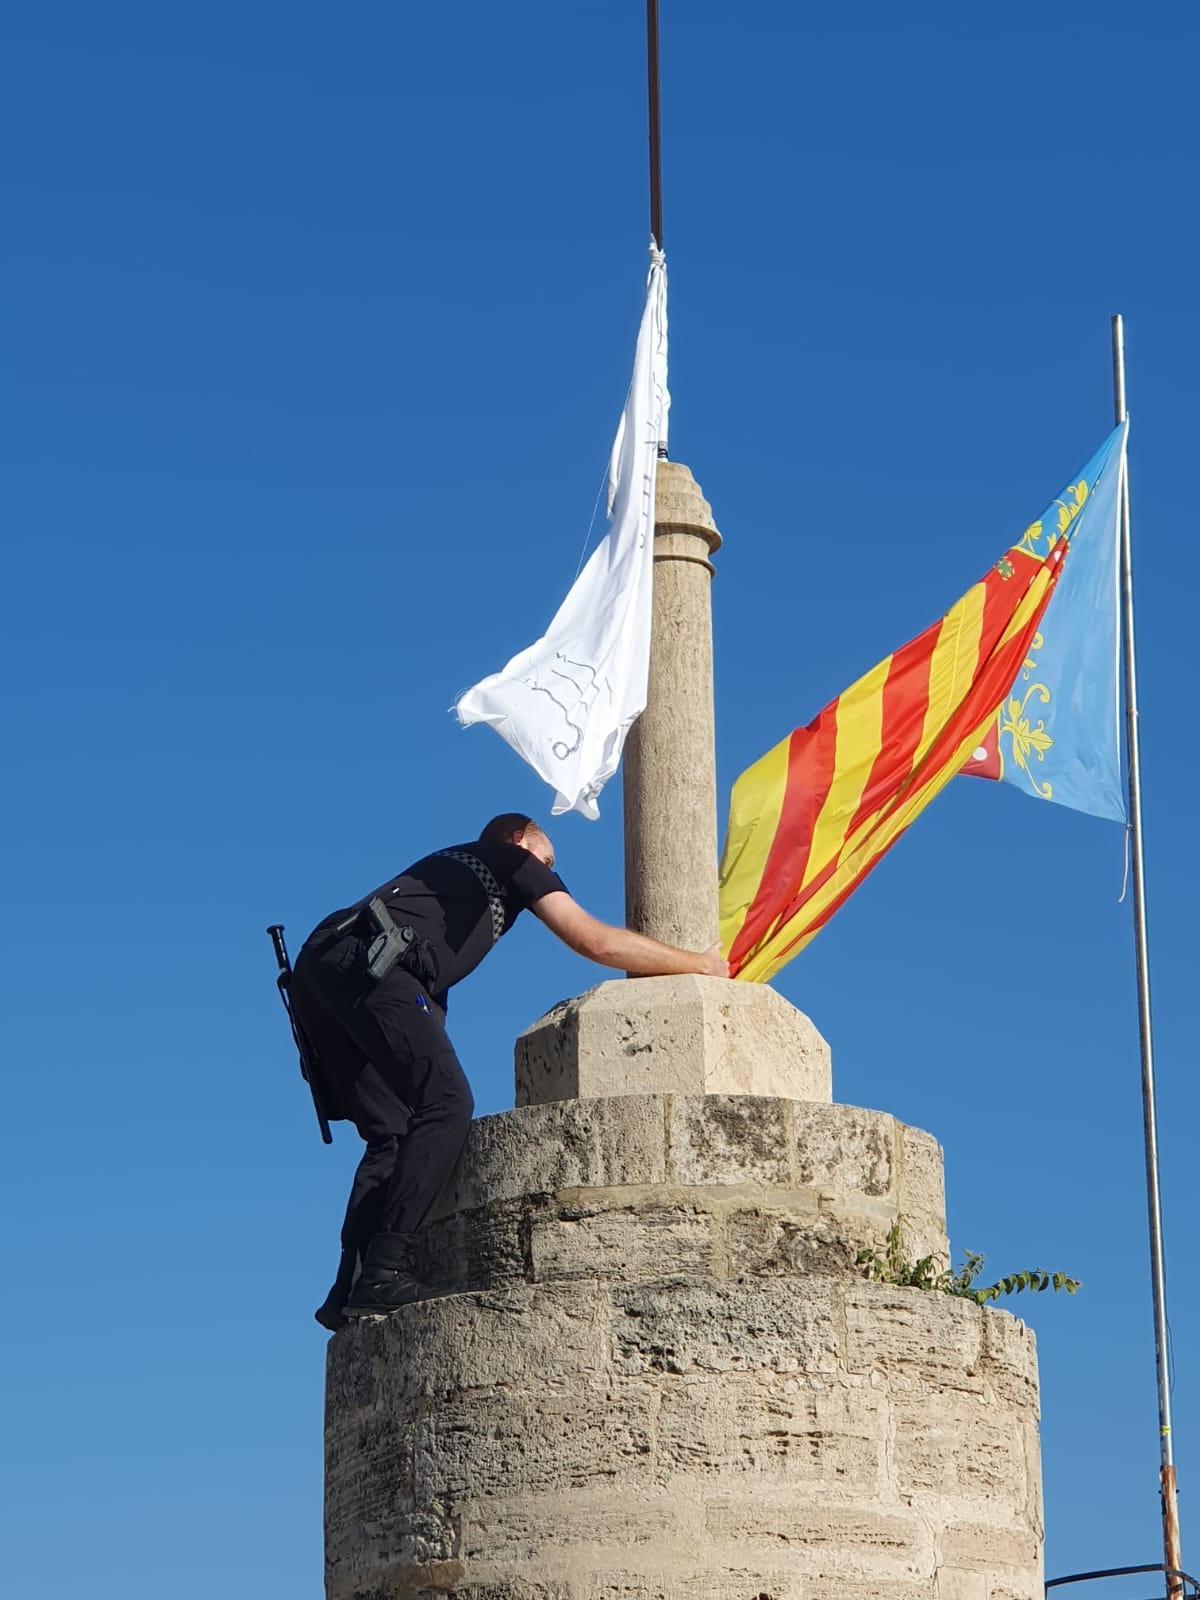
top-left (531, 891), bottom-right (728, 979)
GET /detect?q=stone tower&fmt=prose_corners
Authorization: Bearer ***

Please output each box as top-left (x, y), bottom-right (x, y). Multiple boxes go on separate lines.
top-left (324, 466), bottom-right (1044, 1599)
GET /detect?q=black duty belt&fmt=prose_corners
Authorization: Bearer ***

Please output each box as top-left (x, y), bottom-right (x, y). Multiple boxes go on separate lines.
top-left (313, 896), bottom-right (417, 984)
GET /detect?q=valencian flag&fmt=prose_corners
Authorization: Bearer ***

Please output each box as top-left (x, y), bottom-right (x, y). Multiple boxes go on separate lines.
top-left (719, 423), bottom-right (1128, 983)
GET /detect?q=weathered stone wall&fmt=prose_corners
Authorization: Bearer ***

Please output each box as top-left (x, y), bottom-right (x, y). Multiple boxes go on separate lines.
top-left (325, 1096), bottom-right (1041, 1599)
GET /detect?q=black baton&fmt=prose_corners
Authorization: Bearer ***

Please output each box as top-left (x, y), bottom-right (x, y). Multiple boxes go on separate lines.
top-left (266, 924), bottom-right (333, 1145)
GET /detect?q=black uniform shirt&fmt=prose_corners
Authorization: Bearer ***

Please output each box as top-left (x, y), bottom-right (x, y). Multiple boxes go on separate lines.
top-left (310, 841), bottom-right (567, 1004)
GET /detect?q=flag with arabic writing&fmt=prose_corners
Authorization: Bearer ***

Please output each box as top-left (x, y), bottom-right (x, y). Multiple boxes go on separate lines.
top-left (454, 249), bottom-right (669, 819)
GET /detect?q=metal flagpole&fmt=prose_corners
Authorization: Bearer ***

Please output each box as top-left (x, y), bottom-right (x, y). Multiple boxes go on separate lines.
top-left (646, 0), bottom-right (664, 250)
top-left (646, 0), bottom-right (667, 466)
top-left (1111, 313), bottom-right (1183, 1597)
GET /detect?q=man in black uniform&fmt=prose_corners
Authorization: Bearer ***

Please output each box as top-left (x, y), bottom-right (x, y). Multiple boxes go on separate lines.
top-left (290, 812), bottom-right (728, 1327)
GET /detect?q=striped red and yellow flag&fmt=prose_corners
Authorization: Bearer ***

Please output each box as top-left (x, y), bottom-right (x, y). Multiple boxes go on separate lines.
top-left (720, 535), bottom-right (1067, 983)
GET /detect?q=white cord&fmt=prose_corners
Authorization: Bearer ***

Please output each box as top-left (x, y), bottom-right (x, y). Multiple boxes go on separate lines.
top-left (571, 460), bottom-right (612, 583)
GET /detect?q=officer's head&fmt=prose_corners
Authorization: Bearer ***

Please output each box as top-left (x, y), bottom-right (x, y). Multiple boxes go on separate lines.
top-left (480, 813), bottom-right (555, 871)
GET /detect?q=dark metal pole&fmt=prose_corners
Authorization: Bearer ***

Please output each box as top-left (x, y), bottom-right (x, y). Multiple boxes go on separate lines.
top-left (1112, 313), bottom-right (1183, 1599)
top-left (646, 0), bottom-right (664, 248)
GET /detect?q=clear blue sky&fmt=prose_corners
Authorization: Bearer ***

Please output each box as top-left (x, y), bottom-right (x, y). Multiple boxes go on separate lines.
top-left (3, 3), bottom-right (1196, 1594)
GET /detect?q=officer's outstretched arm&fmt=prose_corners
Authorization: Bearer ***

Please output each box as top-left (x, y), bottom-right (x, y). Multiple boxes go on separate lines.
top-left (531, 891), bottom-right (728, 979)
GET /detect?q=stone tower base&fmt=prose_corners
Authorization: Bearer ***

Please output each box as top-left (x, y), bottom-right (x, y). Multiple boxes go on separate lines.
top-left (325, 1095), bottom-right (1042, 1599)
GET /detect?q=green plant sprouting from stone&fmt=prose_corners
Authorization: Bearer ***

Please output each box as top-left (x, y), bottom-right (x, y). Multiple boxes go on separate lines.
top-left (856, 1224), bottom-right (1082, 1305)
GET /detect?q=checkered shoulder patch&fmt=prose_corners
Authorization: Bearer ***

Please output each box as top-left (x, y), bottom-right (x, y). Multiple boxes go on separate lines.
top-left (436, 850), bottom-right (507, 944)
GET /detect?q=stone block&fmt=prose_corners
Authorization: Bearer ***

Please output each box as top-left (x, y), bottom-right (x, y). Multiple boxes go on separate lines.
top-left (419, 1198), bottom-right (529, 1294)
top-left (428, 1587), bottom-right (570, 1600)
top-left (515, 977), bottom-right (831, 1106)
top-left (332, 1285), bottom-right (611, 1410)
top-left (667, 1095), bottom-right (792, 1186)
top-left (897, 1127), bottom-right (948, 1257)
top-left (933, 1572), bottom-right (988, 1600)
top-left (795, 1582), bottom-right (935, 1600)
top-left (937, 1520), bottom-right (1040, 1575)
top-left (705, 1499), bottom-right (934, 1578)
top-left (575, 1571), bottom-right (802, 1600)
top-left (891, 1395), bottom-right (1027, 1509)
top-left (432, 1097), bottom-right (668, 1218)
top-left (459, 1492), bottom-right (704, 1565)
top-left (327, 1508), bottom-right (459, 1596)
top-left (725, 1209), bottom-right (855, 1278)
top-left (612, 1279), bottom-right (841, 1377)
top-left (324, 1396), bottom-right (416, 1523)
top-left (981, 1309), bottom-right (1040, 1415)
top-left (338, 1559), bottom-right (464, 1598)
top-left (530, 1204), bottom-right (719, 1285)
top-left (656, 1370), bottom-right (885, 1492)
top-left (325, 1418), bottom-right (422, 1592)
top-left (1020, 1418), bottom-right (1045, 1534)
top-left (413, 1383), bottom-right (658, 1501)
top-left (844, 1281), bottom-right (984, 1394)
top-left (792, 1103), bottom-right (895, 1196)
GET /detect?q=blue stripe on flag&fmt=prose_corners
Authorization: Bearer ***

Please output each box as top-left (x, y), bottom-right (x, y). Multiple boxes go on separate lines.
top-left (999, 421), bottom-right (1127, 822)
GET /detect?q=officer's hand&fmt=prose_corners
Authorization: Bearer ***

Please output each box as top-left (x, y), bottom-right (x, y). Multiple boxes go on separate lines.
top-left (697, 942), bottom-right (731, 979)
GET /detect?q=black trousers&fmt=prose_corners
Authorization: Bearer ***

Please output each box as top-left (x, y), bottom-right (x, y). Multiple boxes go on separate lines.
top-left (290, 940), bottom-right (474, 1258)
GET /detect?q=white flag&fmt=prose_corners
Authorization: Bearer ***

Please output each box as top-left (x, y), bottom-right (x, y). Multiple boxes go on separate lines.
top-left (455, 250), bottom-right (669, 819)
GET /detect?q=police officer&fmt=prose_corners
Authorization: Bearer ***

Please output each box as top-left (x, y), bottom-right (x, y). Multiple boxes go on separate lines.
top-left (290, 812), bottom-right (729, 1327)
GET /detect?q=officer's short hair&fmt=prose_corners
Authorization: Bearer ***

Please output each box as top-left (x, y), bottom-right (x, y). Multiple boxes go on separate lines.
top-left (480, 812), bottom-right (542, 846)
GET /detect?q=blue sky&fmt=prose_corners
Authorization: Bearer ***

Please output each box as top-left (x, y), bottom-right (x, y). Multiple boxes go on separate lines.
top-left (3, 3), bottom-right (1197, 1594)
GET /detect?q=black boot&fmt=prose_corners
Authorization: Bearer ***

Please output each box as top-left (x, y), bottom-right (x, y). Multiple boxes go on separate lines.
top-left (314, 1247), bottom-right (360, 1333)
top-left (343, 1231), bottom-right (425, 1319)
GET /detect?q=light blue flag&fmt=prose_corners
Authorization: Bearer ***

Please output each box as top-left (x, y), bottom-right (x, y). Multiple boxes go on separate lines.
top-left (964, 422), bottom-right (1128, 821)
